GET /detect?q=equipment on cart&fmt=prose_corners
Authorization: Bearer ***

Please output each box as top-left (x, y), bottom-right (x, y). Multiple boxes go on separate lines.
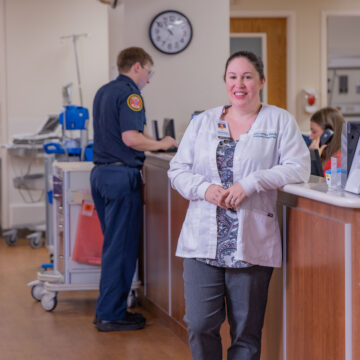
top-left (2, 115), bottom-right (61, 248)
top-left (2, 105), bottom-right (91, 249)
top-left (44, 105), bottom-right (89, 161)
top-left (11, 115), bottom-right (60, 145)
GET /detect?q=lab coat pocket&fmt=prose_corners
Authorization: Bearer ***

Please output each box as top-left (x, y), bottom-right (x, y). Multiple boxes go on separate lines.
top-left (179, 202), bottom-right (201, 252)
top-left (242, 208), bottom-right (277, 253)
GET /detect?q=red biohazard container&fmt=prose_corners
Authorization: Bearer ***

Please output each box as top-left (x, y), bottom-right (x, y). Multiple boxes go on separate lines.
top-left (72, 200), bottom-right (104, 265)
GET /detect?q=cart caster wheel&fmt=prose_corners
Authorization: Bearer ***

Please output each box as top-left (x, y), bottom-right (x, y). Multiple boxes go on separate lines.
top-left (31, 284), bottom-right (44, 301)
top-left (127, 290), bottom-right (137, 308)
top-left (29, 237), bottom-right (43, 249)
top-left (27, 232), bottom-right (43, 249)
top-left (41, 293), bottom-right (58, 311)
top-left (3, 229), bottom-right (18, 246)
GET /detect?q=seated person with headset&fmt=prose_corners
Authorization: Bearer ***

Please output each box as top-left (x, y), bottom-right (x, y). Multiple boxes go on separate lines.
top-left (308, 107), bottom-right (344, 176)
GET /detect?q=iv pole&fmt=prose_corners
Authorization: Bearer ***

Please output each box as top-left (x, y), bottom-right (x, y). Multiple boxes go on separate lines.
top-left (60, 33), bottom-right (88, 106)
top-left (60, 33), bottom-right (89, 160)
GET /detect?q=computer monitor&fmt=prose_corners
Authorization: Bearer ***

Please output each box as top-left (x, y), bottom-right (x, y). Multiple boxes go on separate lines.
top-left (163, 118), bottom-right (175, 139)
top-left (341, 120), bottom-right (360, 176)
top-left (310, 149), bottom-right (324, 177)
top-left (151, 119), bottom-right (176, 140)
top-left (151, 120), bottom-right (160, 141)
top-left (150, 119), bottom-right (177, 153)
top-left (38, 115), bottom-right (59, 134)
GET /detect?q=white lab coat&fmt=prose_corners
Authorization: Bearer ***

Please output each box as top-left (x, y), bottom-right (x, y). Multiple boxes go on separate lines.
top-left (168, 104), bottom-right (310, 268)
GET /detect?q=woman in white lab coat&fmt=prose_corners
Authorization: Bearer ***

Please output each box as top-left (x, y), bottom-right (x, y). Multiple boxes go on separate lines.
top-left (168, 51), bottom-right (310, 360)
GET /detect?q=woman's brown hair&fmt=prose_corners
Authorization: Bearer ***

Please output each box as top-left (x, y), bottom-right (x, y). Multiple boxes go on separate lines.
top-left (310, 107), bottom-right (345, 166)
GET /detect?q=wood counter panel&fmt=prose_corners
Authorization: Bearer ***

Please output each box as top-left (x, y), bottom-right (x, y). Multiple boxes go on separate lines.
top-left (144, 163), bottom-right (169, 312)
top-left (280, 190), bottom-right (360, 359)
top-left (352, 210), bottom-right (360, 360)
top-left (286, 206), bottom-right (346, 360)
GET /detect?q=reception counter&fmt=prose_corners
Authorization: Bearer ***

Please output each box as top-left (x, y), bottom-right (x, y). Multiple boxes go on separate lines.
top-left (141, 152), bottom-right (360, 360)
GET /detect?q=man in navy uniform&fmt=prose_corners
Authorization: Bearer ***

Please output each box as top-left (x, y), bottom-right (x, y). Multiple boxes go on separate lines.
top-left (91, 47), bottom-right (177, 331)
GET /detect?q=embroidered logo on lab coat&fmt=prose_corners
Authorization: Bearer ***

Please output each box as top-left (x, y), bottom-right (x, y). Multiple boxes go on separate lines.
top-left (127, 94), bottom-right (143, 112)
top-left (253, 132), bottom-right (277, 139)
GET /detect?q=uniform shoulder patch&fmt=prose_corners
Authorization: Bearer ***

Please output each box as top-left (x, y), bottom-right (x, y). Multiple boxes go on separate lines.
top-left (127, 94), bottom-right (143, 112)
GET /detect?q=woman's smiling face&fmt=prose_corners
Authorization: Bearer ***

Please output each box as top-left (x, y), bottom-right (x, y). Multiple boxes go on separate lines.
top-left (225, 56), bottom-right (265, 109)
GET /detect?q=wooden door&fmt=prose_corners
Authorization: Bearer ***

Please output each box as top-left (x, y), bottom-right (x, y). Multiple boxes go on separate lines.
top-left (230, 18), bottom-right (287, 109)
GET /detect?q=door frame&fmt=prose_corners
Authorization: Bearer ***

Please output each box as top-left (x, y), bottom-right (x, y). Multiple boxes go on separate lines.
top-left (230, 10), bottom-right (296, 115)
top-left (321, 10), bottom-right (360, 107)
top-left (0, 0), bottom-right (9, 228)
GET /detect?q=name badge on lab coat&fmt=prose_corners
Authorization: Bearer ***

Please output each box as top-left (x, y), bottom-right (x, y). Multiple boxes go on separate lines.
top-left (217, 121), bottom-right (231, 139)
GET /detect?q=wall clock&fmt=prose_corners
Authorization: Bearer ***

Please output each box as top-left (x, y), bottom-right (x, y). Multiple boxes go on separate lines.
top-left (149, 10), bottom-right (193, 55)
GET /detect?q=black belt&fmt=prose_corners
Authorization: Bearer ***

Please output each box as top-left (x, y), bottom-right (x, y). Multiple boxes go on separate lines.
top-left (94, 161), bottom-right (125, 166)
top-left (94, 161), bottom-right (142, 170)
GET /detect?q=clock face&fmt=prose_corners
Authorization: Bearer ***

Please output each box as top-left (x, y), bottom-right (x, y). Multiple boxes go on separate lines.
top-left (149, 10), bottom-right (193, 55)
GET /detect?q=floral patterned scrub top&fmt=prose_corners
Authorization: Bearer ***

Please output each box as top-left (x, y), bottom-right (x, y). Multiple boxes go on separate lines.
top-left (197, 139), bottom-right (253, 268)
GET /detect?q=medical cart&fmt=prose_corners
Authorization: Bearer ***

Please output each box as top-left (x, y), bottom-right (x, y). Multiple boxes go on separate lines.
top-left (28, 161), bottom-right (140, 311)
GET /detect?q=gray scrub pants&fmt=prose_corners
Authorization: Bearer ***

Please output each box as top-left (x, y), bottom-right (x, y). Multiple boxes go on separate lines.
top-left (183, 258), bottom-right (273, 360)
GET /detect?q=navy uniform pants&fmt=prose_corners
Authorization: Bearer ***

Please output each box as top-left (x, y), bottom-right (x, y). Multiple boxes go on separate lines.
top-left (90, 164), bottom-right (142, 321)
top-left (183, 258), bottom-right (273, 360)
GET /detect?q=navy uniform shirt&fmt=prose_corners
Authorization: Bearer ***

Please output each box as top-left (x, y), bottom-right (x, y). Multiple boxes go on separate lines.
top-left (92, 74), bottom-right (146, 168)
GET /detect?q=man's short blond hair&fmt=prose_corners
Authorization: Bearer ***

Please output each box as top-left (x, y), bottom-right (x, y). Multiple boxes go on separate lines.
top-left (117, 47), bottom-right (153, 73)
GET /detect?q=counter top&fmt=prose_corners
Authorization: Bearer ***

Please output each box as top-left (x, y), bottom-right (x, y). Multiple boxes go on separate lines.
top-left (281, 175), bottom-right (360, 208)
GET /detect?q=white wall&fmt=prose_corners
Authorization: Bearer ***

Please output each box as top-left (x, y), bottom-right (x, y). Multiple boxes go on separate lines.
top-left (0, 0), bottom-right (108, 228)
top-left (108, 2), bottom-right (125, 80)
top-left (109, 0), bottom-right (230, 139)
